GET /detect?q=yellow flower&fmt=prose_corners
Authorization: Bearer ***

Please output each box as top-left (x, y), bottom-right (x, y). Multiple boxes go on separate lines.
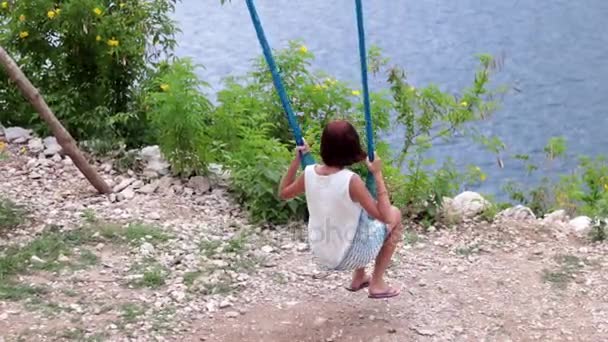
top-left (19, 31), bottom-right (29, 39)
top-left (351, 90), bottom-right (361, 96)
top-left (160, 84), bottom-right (170, 92)
top-left (1, 2), bottom-right (8, 9)
top-left (0, 141), bottom-right (6, 151)
top-left (480, 173), bottom-right (487, 182)
top-left (96, 35), bottom-right (102, 42)
top-left (325, 78), bottom-right (337, 86)
top-left (299, 45), bottom-right (308, 54)
top-left (56, 8), bottom-right (61, 15)
top-left (47, 10), bottom-right (56, 19)
top-left (119, 3), bottom-right (126, 8)
top-left (460, 100), bottom-right (468, 107)
top-left (19, 14), bottom-right (26, 22)
top-left (93, 7), bottom-right (102, 16)
top-left (20, 146), bottom-right (27, 154)
top-left (107, 38), bottom-right (119, 47)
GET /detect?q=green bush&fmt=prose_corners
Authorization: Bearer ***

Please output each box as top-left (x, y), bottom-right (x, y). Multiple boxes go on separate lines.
top-left (379, 53), bottom-right (503, 221)
top-left (224, 122), bottom-right (307, 224)
top-left (504, 136), bottom-right (608, 219)
top-left (212, 42), bottom-right (502, 224)
top-left (145, 58), bottom-right (213, 176)
top-left (0, 197), bottom-right (27, 232)
top-left (213, 42), bottom-right (393, 223)
top-left (0, 0), bottom-right (179, 146)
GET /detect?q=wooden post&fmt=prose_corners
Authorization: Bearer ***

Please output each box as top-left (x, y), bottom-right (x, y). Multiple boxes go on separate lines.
top-left (0, 46), bottom-right (112, 194)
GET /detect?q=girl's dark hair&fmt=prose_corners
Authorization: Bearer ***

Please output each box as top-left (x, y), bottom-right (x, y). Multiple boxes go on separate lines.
top-left (320, 120), bottom-right (367, 168)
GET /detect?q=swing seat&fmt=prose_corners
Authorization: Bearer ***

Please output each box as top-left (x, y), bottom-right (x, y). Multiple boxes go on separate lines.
top-left (329, 212), bottom-right (387, 271)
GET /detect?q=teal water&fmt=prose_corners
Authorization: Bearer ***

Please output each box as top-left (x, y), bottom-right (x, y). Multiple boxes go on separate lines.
top-left (173, 0), bottom-right (608, 196)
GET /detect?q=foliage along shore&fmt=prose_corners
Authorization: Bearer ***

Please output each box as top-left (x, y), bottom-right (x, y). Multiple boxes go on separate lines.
top-left (1, 126), bottom-right (605, 244)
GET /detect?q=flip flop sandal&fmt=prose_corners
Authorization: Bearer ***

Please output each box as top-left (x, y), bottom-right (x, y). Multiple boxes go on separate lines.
top-left (345, 281), bottom-right (370, 292)
top-left (368, 288), bottom-right (400, 299)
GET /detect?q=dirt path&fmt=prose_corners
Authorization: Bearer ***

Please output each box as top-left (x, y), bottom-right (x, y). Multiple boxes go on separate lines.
top-left (2, 142), bottom-right (608, 342)
top-left (190, 231), bottom-right (608, 342)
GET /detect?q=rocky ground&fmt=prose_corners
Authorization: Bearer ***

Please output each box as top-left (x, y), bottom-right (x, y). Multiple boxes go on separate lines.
top-left (1, 128), bottom-right (608, 342)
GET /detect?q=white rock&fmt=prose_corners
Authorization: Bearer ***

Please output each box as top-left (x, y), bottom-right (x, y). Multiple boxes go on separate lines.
top-left (140, 145), bottom-right (162, 160)
top-left (261, 245), bottom-right (274, 254)
top-left (131, 180), bottom-right (144, 189)
top-left (225, 311), bottom-right (239, 318)
top-left (206, 302), bottom-right (217, 312)
top-left (446, 191), bottom-right (489, 218)
top-left (187, 176), bottom-right (211, 194)
top-left (140, 146), bottom-right (170, 176)
top-left (219, 300), bottom-right (232, 309)
top-left (171, 290), bottom-right (186, 302)
top-left (121, 188), bottom-right (136, 200)
top-left (314, 317), bottom-right (328, 327)
top-left (569, 216), bottom-right (592, 235)
top-left (27, 138), bottom-right (44, 153)
top-left (211, 260), bottom-right (229, 268)
top-left (138, 181), bottom-right (159, 194)
top-left (30, 255), bottom-right (46, 264)
top-left (543, 210), bottom-right (569, 224)
top-left (296, 243), bottom-right (308, 252)
top-left (148, 212), bottom-right (161, 220)
top-left (113, 178), bottom-right (135, 192)
top-left (43, 136), bottom-right (62, 156)
top-left (497, 205), bottom-right (536, 221)
top-left (5, 127), bottom-right (31, 143)
top-left (140, 242), bottom-right (155, 258)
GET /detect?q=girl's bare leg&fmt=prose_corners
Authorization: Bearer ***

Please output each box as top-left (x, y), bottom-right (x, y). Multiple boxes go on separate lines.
top-left (369, 206), bottom-right (403, 296)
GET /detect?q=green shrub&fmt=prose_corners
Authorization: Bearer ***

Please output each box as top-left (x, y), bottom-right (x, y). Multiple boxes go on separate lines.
top-left (224, 122), bottom-right (307, 224)
top-left (380, 53), bottom-right (503, 221)
top-left (504, 136), bottom-right (608, 218)
top-left (214, 42), bottom-right (392, 223)
top-left (0, 0), bottom-right (178, 146)
top-left (145, 58), bottom-right (213, 176)
top-left (213, 42), bottom-right (502, 224)
top-left (589, 218), bottom-right (607, 242)
top-left (0, 197), bottom-right (27, 232)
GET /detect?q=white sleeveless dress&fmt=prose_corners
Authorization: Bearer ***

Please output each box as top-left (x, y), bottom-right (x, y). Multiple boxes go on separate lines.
top-left (304, 165), bottom-right (387, 270)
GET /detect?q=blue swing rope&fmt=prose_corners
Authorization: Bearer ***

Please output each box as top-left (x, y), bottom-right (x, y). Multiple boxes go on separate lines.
top-left (355, 0), bottom-right (377, 198)
top-left (245, 0), bottom-right (315, 169)
top-left (245, 0), bottom-right (376, 197)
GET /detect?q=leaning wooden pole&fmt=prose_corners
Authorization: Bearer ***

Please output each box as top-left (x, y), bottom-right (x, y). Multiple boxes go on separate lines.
top-left (0, 46), bottom-right (112, 194)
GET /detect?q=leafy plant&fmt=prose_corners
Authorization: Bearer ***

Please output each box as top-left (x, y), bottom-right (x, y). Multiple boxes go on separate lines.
top-left (0, 0), bottom-right (179, 146)
top-left (224, 122), bottom-right (307, 224)
top-left (376, 53), bottom-right (503, 221)
top-left (0, 197), bottom-right (27, 232)
top-left (589, 217), bottom-right (607, 242)
top-left (145, 58), bottom-right (213, 176)
top-left (214, 42), bottom-right (393, 223)
top-left (505, 136), bottom-right (608, 218)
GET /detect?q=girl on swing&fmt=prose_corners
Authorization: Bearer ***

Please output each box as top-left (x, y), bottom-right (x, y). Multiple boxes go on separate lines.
top-left (279, 120), bottom-right (402, 299)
